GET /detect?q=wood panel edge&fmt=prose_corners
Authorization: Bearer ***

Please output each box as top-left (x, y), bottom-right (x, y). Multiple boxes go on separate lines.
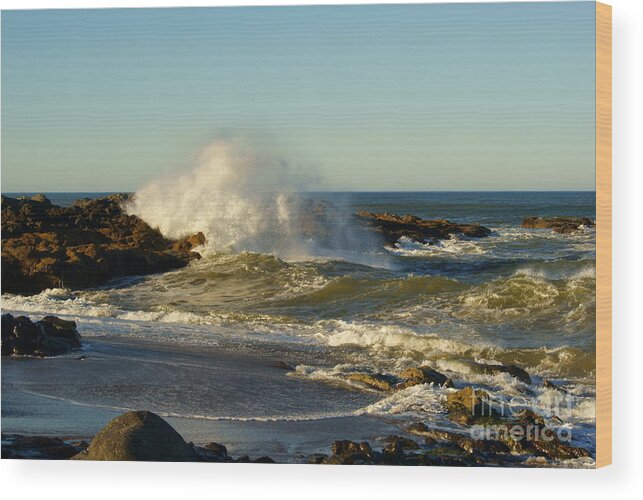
top-left (595, 0), bottom-right (612, 469)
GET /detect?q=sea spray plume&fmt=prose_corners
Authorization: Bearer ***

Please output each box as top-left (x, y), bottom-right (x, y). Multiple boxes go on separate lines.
top-left (126, 140), bottom-right (390, 265)
top-left (126, 140), bottom-right (305, 256)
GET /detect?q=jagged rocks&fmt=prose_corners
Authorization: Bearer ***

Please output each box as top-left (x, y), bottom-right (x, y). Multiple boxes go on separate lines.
top-left (522, 216), bottom-right (595, 234)
top-left (1, 194), bottom-right (205, 295)
top-left (1, 313), bottom-right (81, 356)
top-left (356, 211), bottom-right (492, 246)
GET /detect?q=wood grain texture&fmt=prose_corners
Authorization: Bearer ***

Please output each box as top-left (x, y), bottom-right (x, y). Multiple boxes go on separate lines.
top-left (595, 1), bottom-right (612, 469)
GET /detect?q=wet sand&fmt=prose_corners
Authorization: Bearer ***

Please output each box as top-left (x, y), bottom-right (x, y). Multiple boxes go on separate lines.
top-left (1, 337), bottom-right (401, 462)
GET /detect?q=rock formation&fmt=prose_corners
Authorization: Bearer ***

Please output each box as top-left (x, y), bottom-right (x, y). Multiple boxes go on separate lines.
top-left (1, 194), bottom-right (205, 294)
top-left (356, 211), bottom-right (492, 246)
top-left (522, 216), bottom-right (595, 234)
top-left (1, 313), bottom-right (81, 356)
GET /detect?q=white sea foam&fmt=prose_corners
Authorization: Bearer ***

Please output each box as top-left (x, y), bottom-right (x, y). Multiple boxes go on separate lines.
top-left (387, 235), bottom-right (485, 257)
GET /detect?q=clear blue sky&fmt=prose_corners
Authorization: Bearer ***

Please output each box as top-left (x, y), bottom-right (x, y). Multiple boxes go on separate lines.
top-left (1, 2), bottom-right (596, 192)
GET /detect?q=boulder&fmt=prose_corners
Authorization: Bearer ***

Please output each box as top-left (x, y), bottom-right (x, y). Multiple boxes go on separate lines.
top-left (1, 194), bottom-right (204, 295)
top-left (397, 366), bottom-right (454, 389)
top-left (72, 411), bottom-right (198, 461)
top-left (1, 313), bottom-right (81, 356)
top-left (522, 216), bottom-right (595, 234)
top-left (356, 211), bottom-right (492, 246)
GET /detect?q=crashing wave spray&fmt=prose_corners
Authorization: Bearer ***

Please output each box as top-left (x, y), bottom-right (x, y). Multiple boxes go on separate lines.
top-left (127, 139), bottom-right (388, 265)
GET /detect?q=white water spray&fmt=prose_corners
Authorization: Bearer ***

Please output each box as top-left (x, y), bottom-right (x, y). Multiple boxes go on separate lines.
top-left (127, 139), bottom-right (388, 265)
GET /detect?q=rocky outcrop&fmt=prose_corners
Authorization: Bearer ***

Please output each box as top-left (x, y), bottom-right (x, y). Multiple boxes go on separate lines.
top-left (1, 434), bottom-right (88, 460)
top-left (522, 216), bottom-right (595, 234)
top-left (72, 411), bottom-right (199, 461)
top-left (356, 211), bottom-right (492, 246)
top-left (1, 313), bottom-right (81, 356)
top-left (1, 194), bottom-right (205, 295)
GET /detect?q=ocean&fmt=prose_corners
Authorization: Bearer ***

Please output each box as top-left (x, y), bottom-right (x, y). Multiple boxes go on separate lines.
top-left (1, 191), bottom-right (596, 464)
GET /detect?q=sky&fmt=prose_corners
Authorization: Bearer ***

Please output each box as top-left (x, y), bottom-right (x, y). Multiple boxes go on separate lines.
top-left (1, 2), bottom-right (596, 192)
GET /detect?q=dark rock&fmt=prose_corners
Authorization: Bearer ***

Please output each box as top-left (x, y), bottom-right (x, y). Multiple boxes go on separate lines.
top-left (331, 440), bottom-right (372, 457)
top-left (1, 194), bottom-right (204, 295)
top-left (522, 216), bottom-right (595, 234)
top-left (253, 456), bottom-right (276, 463)
top-left (1, 433), bottom-right (87, 460)
top-left (356, 211), bottom-right (492, 246)
top-left (40, 316), bottom-right (81, 347)
top-left (306, 453), bottom-right (328, 464)
top-left (194, 442), bottom-right (231, 462)
top-left (273, 360), bottom-right (295, 371)
top-left (203, 442), bottom-right (228, 456)
top-left (325, 440), bottom-right (377, 465)
top-left (405, 422), bottom-right (430, 435)
top-left (1, 313), bottom-right (81, 356)
top-left (543, 379), bottom-right (568, 393)
top-left (473, 363), bottom-right (532, 385)
top-left (382, 435), bottom-right (420, 450)
top-left (396, 366), bottom-right (454, 389)
top-left (72, 411), bottom-right (198, 461)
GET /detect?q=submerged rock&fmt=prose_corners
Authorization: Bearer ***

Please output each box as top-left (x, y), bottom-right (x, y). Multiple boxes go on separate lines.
top-left (73, 411), bottom-right (198, 462)
top-left (356, 211), bottom-right (492, 246)
top-left (1, 194), bottom-right (204, 295)
top-left (522, 216), bottom-right (595, 234)
top-left (1, 313), bottom-right (81, 356)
